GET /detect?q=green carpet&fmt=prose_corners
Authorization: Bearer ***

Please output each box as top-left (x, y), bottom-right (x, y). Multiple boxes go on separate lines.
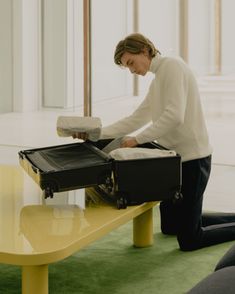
top-left (0, 206), bottom-right (234, 294)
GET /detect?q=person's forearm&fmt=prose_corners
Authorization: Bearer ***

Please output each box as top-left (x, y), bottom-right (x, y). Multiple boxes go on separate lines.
top-left (136, 105), bottom-right (185, 144)
top-left (101, 116), bottom-right (144, 139)
top-left (101, 96), bottom-right (151, 139)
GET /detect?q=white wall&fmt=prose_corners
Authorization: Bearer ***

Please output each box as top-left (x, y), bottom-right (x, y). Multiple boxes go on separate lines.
top-left (139, 0), bottom-right (178, 55)
top-left (188, 0), bottom-right (211, 75)
top-left (70, 0), bottom-right (84, 109)
top-left (138, 0), bottom-right (178, 93)
top-left (42, 0), bottom-right (67, 108)
top-left (2, 1), bottom-right (235, 114)
top-left (13, 0), bottom-right (41, 112)
top-left (0, 0), bottom-right (13, 113)
top-left (42, 0), bottom-right (84, 109)
top-left (222, 0), bottom-right (235, 74)
top-left (91, 0), bottom-right (132, 103)
top-left (22, 0), bottom-right (41, 111)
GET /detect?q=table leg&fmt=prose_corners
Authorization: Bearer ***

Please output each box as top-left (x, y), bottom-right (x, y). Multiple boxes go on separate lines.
top-left (133, 207), bottom-right (153, 247)
top-left (22, 265), bottom-right (48, 294)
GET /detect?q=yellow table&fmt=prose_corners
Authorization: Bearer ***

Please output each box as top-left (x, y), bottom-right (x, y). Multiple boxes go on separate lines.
top-left (0, 166), bottom-right (158, 294)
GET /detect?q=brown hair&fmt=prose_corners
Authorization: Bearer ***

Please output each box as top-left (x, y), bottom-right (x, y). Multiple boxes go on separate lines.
top-left (114, 33), bottom-right (160, 66)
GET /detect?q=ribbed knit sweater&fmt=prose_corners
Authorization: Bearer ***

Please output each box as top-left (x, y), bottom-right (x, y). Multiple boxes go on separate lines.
top-left (101, 55), bottom-right (212, 162)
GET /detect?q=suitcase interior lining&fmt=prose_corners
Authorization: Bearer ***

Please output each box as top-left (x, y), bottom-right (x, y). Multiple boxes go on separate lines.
top-left (26, 143), bottom-right (109, 173)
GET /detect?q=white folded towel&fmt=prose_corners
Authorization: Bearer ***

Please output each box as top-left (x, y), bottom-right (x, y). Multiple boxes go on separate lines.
top-left (109, 147), bottom-right (176, 160)
top-left (57, 116), bottom-right (102, 141)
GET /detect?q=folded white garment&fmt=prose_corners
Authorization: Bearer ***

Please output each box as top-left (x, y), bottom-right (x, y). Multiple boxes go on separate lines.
top-left (102, 137), bottom-right (124, 154)
top-left (57, 116), bottom-right (102, 141)
top-left (109, 147), bottom-right (176, 160)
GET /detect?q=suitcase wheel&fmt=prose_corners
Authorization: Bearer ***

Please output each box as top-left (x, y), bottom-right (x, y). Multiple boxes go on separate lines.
top-left (116, 197), bottom-right (127, 209)
top-left (44, 187), bottom-right (54, 199)
top-left (104, 176), bottom-right (113, 193)
top-left (173, 191), bottom-right (183, 203)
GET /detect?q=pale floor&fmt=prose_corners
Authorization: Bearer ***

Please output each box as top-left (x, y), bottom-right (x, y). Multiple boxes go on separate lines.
top-left (0, 93), bottom-right (234, 212)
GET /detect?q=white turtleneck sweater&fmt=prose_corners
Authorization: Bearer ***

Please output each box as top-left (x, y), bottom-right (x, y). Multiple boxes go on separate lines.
top-left (101, 55), bottom-right (212, 162)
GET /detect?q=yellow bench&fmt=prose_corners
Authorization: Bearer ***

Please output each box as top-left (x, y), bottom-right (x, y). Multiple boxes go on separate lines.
top-left (0, 198), bottom-right (157, 294)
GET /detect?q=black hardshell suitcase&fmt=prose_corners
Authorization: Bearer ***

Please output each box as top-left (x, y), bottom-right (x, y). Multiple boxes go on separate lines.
top-left (19, 139), bottom-right (182, 209)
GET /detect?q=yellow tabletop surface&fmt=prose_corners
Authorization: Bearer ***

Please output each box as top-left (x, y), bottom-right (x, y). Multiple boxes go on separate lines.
top-left (0, 165), bottom-right (157, 266)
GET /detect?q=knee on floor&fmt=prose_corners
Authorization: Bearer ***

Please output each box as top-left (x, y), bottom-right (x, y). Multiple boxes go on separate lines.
top-left (177, 234), bottom-right (202, 251)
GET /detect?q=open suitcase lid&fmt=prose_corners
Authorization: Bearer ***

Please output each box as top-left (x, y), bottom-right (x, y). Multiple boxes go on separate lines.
top-left (19, 142), bottom-right (111, 174)
top-left (19, 142), bottom-right (113, 198)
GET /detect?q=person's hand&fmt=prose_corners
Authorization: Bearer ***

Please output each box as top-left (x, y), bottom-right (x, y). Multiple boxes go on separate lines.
top-left (72, 132), bottom-right (89, 141)
top-left (121, 137), bottom-right (138, 148)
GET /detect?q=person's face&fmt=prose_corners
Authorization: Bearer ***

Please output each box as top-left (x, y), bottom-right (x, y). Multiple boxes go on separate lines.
top-left (120, 51), bottom-right (151, 76)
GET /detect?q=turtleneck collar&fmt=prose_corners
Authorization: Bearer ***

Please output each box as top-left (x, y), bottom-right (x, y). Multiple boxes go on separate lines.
top-left (148, 54), bottom-right (162, 74)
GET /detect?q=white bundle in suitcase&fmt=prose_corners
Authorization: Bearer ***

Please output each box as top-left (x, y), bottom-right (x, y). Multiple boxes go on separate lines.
top-left (109, 147), bottom-right (176, 160)
top-left (57, 116), bottom-right (102, 141)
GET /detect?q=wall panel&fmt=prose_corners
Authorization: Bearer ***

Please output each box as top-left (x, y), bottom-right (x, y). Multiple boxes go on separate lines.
top-left (222, 0), bottom-right (235, 74)
top-left (138, 0), bottom-right (178, 93)
top-left (188, 0), bottom-right (211, 75)
top-left (91, 0), bottom-right (131, 103)
top-left (42, 0), bottom-right (67, 107)
top-left (0, 0), bottom-right (13, 113)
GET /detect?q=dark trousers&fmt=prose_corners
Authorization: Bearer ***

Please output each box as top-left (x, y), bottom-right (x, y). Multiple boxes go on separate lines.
top-left (160, 155), bottom-right (235, 251)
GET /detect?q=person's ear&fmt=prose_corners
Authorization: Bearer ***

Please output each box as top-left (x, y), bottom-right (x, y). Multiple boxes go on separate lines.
top-left (142, 47), bottom-right (149, 57)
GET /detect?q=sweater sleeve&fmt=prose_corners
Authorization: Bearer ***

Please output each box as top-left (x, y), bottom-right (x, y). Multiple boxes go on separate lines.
top-left (136, 61), bottom-right (188, 144)
top-left (101, 94), bottom-right (152, 139)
